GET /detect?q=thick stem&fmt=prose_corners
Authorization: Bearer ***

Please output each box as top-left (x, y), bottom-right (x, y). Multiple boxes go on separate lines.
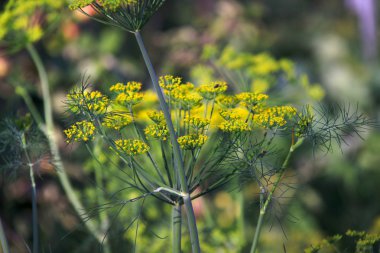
top-left (0, 217), bottom-right (10, 253)
top-left (172, 204), bottom-right (182, 253)
top-left (134, 31), bottom-right (201, 253)
top-left (25, 44), bottom-right (102, 244)
top-left (249, 138), bottom-right (304, 253)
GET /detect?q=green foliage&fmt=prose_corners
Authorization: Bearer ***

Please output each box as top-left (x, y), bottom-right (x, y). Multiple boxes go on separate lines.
top-left (0, 0), bottom-right (67, 51)
top-left (304, 230), bottom-right (380, 253)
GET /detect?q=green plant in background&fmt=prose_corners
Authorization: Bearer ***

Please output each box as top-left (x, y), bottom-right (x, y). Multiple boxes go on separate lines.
top-left (304, 230), bottom-right (380, 253)
top-left (0, 115), bottom-right (48, 253)
top-left (193, 44), bottom-right (325, 103)
top-left (0, 0), bottom-right (66, 51)
top-left (0, 0), bottom-right (112, 250)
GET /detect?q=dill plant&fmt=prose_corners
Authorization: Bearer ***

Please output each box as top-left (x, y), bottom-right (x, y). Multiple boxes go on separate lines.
top-left (65, 1), bottom-right (374, 252)
top-left (0, 0), bottom-right (112, 250)
top-left (0, 115), bottom-right (49, 253)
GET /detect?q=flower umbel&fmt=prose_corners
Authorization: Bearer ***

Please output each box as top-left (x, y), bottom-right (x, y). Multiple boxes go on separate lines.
top-left (69, 0), bottom-right (167, 32)
top-left (114, 139), bottom-right (150, 156)
top-left (177, 134), bottom-right (208, 150)
top-left (64, 120), bottom-right (96, 142)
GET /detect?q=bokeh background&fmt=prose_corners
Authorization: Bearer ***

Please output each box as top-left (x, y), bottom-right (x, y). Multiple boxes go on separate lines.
top-left (1, 0), bottom-right (380, 252)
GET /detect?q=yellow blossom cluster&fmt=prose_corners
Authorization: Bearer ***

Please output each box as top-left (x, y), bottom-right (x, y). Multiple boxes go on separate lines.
top-left (219, 120), bottom-right (251, 133)
top-left (184, 116), bottom-right (210, 130)
top-left (253, 106), bottom-right (297, 128)
top-left (219, 109), bottom-right (250, 132)
top-left (67, 90), bottom-right (110, 115)
top-left (64, 120), bottom-right (96, 142)
top-left (102, 113), bottom-right (133, 130)
top-left (171, 88), bottom-right (203, 110)
top-left (177, 134), bottom-right (208, 150)
top-left (197, 81), bottom-right (228, 100)
top-left (236, 92), bottom-right (269, 111)
top-left (147, 110), bottom-right (165, 124)
top-left (217, 95), bottom-right (239, 108)
top-left (114, 139), bottom-right (150, 156)
top-left (110, 81), bottom-right (142, 93)
top-left (144, 123), bottom-right (169, 141)
top-left (159, 75), bottom-right (182, 91)
top-left (110, 81), bottom-right (144, 107)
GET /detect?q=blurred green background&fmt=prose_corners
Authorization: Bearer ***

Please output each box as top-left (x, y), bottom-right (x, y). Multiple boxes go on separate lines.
top-left (1, 0), bottom-right (380, 252)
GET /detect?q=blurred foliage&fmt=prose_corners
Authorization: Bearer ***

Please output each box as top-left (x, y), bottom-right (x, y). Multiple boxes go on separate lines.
top-left (0, 0), bottom-right (379, 252)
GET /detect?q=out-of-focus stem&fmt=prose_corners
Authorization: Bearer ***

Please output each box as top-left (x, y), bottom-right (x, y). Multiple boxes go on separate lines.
top-left (134, 31), bottom-right (200, 253)
top-left (172, 204), bottom-right (182, 253)
top-left (0, 217), bottom-right (10, 253)
top-left (21, 134), bottom-right (38, 253)
top-left (249, 138), bottom-right (304, 253)
top-left (25, 44), bottom-right (102, 244)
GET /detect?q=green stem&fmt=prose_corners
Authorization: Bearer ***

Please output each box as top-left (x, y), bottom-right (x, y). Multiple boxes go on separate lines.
top-left (21, 134), bottom-right (38, 253)
top-left (0, 217), bottom-right (10, 253)
top-left (25, 44), bottom-right (102, 244)
top-left (90, 142), bottom-right (111, 253)
top-left (172, 204), bottom-right (182, 253)
top-left (134, 31), bottom-right (200, 253)
top-left (249, 138), bottom-right (304, 253)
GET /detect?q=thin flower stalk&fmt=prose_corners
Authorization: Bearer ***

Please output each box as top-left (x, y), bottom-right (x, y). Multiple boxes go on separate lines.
top-left (21, 133), bottom-right (39, 253)
top-left (249, 137), bottom-right (304, 253)
top-left (24, 44), bottom-right (105, 245)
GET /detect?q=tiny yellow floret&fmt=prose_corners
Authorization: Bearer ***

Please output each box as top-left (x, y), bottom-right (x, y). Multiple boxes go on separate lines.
top-left (114, 139), bottom-right (150, 156)
top-left (178, 134), bottom-right (208, 150)
top-left (64, 120), bottom-right (96, 142)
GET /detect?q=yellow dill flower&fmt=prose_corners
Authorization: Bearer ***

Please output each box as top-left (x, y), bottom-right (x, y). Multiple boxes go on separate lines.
top-left (253, 113), bottom-right (286, 128)
top-left (252, 106), bottom-right (296, 128)
top-left (144, 123), bottom-right (169, 141)
top-left (219, 119), bottom-right (251, 133)
top-left (171, 89), bottom-right (202, 110)
top-left (197, 81), bottom-right (228, 100)
top-left (114, 139), bottom-right (150, 156)
top-left (217, 95), bottom-right (239, 108)
top-left (147, 110), bottom-right (165, 124)
top-left (184, 115), bottom-right (210, 130)
top-left (251, 78), bottom-right (270, 93)
top-left (279, 59), bottom-right (295, 80)
top-left (248, 53), bottom-right (279, 76)
top-left (110, 81), bottom-right (142, 93)
top-left (109, 82), bottom-right (125, 93)
top-left (67, 90), bottom-right (110, 115)
top-left (102, 113), bottom-right (132, 130)
top-left (64, 120), bottom-right (96, 143)
top-left (236, 92), bottom-right (269, 111)
top-left (177, 134), bottom-right (208, 150)
top-left (159, 75), bottom-right (182, 91)
top-left (219, 108), bottom-right (249, 120)
top-left (114, 91), bottom-right (143, 107)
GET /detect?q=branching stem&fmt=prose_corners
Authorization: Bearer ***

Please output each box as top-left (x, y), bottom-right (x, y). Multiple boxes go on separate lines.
top-left (25, 44), bottom-right (104, 245)
top-left (249, 138), bottom-right (304, 253)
